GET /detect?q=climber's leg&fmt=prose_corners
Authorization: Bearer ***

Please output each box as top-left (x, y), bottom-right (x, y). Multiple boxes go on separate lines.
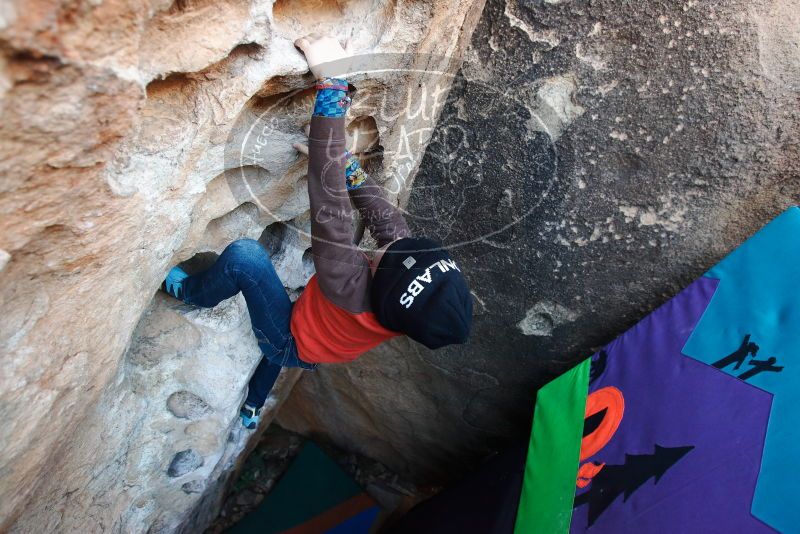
top-left (177, 239), bottom-right (282, 309)
top-left (182, 239), bottom-right (294, 352)
top-left (177, 239), bottom-right (297, 424)
top-left (245, 358), bottom-right (283, 406)
top-left (166, 239), bottom-right (294, 353)
top-left (162, 266), bottom-right (189, 300)
top-left (240, 358), bottom-right (283, 429)
top-left (168, 239), bottom-right (306, 429)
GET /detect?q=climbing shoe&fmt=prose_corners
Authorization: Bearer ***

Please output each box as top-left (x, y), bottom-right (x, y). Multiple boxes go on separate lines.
top-left (239, 403), bottom-right (261, 430)
top-left (161, 266), bottom-right (188, 300)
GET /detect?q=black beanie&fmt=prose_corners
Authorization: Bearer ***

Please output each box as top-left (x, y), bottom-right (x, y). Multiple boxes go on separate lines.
top-left (370, 237), bottom-right (473, 349)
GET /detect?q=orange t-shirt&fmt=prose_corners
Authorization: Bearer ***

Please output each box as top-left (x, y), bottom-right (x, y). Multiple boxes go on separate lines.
top-left (290, 275), bottom-right (400, 364)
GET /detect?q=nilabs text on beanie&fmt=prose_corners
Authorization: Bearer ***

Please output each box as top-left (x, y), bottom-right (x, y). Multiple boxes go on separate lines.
top-left (370, 237), bottom-right (473, 349)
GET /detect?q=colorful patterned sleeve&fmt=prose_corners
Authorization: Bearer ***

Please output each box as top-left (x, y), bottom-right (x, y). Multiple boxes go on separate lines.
top-left (312, 77), bottom-right (351, 118)
top-left (343, 151), bottom-right (368, 190)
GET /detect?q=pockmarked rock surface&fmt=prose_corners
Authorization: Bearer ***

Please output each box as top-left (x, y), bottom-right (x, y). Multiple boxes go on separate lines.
top-left (0, 0), bottom-right (484, 531)
top-left (279, 0), bottom-right (800, 484)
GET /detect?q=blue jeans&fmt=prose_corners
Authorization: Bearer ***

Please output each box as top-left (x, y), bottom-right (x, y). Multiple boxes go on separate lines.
top-left (181, 239), bottom-right (316, 408)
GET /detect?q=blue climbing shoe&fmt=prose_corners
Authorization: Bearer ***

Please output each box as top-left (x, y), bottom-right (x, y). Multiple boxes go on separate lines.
top-left (162, 266), bottom-right (188, 300)
top-left (239, 403), bottom-right (261, 430)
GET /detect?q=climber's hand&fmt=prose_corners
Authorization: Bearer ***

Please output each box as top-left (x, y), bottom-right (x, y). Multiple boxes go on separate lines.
top-left (294, 33), bottom-right (353, 80)
top-left (292, 141), bottom-right (309, 156)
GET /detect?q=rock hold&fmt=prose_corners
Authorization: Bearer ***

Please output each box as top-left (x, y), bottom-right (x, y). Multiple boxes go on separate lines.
top-left (167, 391), bottom-right (213, 420)
top-left (517, 300), bottom-right (579, 337)
top-left (181, 480), bottom-right (206, 495)
top-left (278, 0), bottom-right (800, 489)
top-left (168, 449), bottom-right (205, 478)
top-left (0, 0), bottom-right (485, 531)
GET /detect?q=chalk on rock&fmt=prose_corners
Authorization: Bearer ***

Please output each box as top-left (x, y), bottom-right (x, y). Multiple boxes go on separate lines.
top-left (181, 479), bottom-right (205, 494)
top-left (0, 249), bottom-right (10, 272)
top-left (167, 449), bottom-right (204, 478)
top-left (166, 390), bottom-right (212, 420)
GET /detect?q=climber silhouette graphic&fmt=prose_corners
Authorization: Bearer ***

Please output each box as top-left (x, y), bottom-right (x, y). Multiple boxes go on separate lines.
top-left (712, 334), bottom-right (759, 371)
top-left (738, 357), bottom-right (784, 381)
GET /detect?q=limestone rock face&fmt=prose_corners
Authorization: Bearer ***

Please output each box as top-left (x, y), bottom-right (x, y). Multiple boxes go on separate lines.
top-left (0, 0), bottom-right (484, 531)
top-left (278, 0), bottom-right (800, 483)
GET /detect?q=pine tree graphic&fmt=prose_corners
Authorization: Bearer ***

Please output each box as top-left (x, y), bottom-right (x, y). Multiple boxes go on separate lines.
top-left (574, 444), bottom-right (694, 526)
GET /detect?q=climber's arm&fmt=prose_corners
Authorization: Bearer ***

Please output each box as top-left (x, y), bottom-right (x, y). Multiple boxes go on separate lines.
top-left (345, 158), bottom-right (411, 248)
top-left (293, 33), bottom-right (409, 251)
top-left (295, 34), bottom-right (373, 312)
top-left (305, 114), bottom-right (373, 310)
top-left (295, 141), bottom-right (412, 248)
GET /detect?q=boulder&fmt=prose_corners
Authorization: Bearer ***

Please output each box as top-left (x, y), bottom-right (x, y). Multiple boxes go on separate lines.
top-left (278, 0), bottom-right (800, 484)
top-left (0, 0), bottom-right (485, 531)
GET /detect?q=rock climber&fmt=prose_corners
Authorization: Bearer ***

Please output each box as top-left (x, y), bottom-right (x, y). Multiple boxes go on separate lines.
top-left (160, 33), bottom-right (473, 429)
